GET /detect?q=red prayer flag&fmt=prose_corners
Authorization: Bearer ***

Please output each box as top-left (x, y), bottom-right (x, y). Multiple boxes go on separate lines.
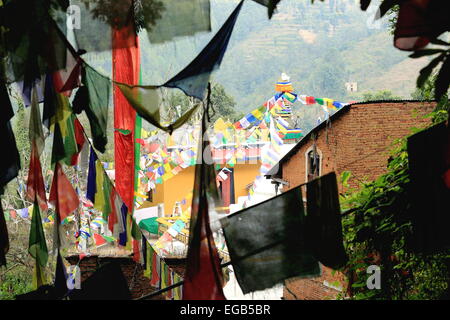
top-left (108, 189), bottom-right (119, 234)
top-left (52, 54), bottom-right (81, 96)
top-left (306, 96), bottom-right (316, 104)
top-left (113, 23), bottom-right (140, 214)
top-left (49, 162), bottom-right (79, 222)
top-left (26, 142), bottom-right (48, 211)
top-left (135, 138), bottom-right (145, 145)
top-left (94, 233), bottom-right (107, 246)
top-left (70, 118), bottom-right (86, 166)
top-left (150, 250), bottom-right (160, 287)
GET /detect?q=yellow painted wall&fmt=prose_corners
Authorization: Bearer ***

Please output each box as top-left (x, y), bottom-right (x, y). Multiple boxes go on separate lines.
top-left (232, 163), bottom-right (262, 199)
top-left (139, 162), bottom-right (261, 216)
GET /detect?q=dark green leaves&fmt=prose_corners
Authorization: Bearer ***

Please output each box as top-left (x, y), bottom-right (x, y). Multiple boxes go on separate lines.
top-left (416, 54), bottom-right (446, 89)
top-left (412, 48), bottom-right (450, 101)
top-left (434, 55), bottom-right (450, 101)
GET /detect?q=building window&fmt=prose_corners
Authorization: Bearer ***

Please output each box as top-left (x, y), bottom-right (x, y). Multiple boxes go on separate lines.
top-left (306, 148), bottom-right (321, 182)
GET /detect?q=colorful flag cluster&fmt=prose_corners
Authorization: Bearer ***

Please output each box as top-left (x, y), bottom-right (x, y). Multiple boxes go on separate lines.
top-left (85, 145), bottom-right (127, 243)
top-left (143, 244), bottom-right (183, 300)
top-left (298, 95), bottom-right (347, 110)
top-left (234, 105), bottom-right (267, 130)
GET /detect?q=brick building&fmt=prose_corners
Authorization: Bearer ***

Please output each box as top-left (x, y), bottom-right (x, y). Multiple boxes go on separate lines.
top-left (266, 100), bottom-right (436, 300)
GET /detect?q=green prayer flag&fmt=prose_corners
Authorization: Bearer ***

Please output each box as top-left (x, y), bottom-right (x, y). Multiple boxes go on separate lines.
top-left (102, 178), bottom-right (112, 221)
top-left (29, 202), bottom-right (48, 268)
top-left (83, 66), bottom-right (111, 153)
top-left (117, 84), bottom-right (200, 134)
top-left (139, 217), bottom-right (159, 235)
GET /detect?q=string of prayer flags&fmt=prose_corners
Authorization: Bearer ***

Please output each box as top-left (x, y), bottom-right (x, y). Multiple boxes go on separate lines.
top-left (269, 117), bottom-right (283, 155)
top-left (234, 105), bottom-right (267, 129)
top-left (222, 186), bottom-right (321, 294)
top-left (297, 94), bottom-right (347, 111)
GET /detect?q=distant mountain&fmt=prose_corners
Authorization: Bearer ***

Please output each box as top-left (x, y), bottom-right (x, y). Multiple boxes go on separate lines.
top-left (214, 0), bottom-right (428, 113)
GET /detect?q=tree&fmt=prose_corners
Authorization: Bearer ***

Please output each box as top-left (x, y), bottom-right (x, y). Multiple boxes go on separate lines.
top-left (360, 90), bottom-right (402, 101)
top-left (210, 83), bottom-right (244, 123)
top-left (164, 82), bottom-right (243, 125)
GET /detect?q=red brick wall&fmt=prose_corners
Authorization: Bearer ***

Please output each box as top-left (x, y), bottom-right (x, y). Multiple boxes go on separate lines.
top-left (281, 101), bottom-right (436, 300)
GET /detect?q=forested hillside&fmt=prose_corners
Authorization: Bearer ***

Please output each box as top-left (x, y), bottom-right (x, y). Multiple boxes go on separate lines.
top-left (84, 0), bottom-right (430, 133)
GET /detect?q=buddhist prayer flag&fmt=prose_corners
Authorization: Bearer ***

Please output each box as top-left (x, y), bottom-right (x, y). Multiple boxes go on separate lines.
top-left (26, 144), bottom-right (48, 212)
top-left (134, 206), bottom-right (159, 235)
top-left (164, 0), bottom-right (244, 100)
top-left (70, 118), bottom-right (86, 165)
top-left (283, 92), bottom-right (297, 103)
top-left (306, 96), bottom-right (316, 104)
top-left (51, 93), bottom-right (79, 165)
top-left (109, 189), bottom-right (126, 239)
top-left (183, 108), bottom-right (226, 300)
top-left (93, 233), bottom-right (107, 246)
top-left (221, 186), bottom-right (321, 294)
top-left (94, 160), bottom-right (106, 212)
top-left (81, 66), bottom-right (111, 153)
top-left (49, 162), bottom-right (80, 223)
top-left (150, 248), bottom-right (161, 288)
top-left (86, 147), bottom-right (97, 203)
top-left (305, 172), bottom-right (348, 269)
top-left (26, 88), bottom-right (48, 211)
top-left (29, 200), bottom-right (48, 289)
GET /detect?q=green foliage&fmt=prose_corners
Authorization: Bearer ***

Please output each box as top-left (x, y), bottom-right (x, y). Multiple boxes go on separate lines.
top-left (410, 42), bottom-right (450, 101)
top-left (163, 82), bottom-right (243, 125)
top-left (360, 89), bottom-right (402, 101)
top-left (210, 83), bottom-right (244, 123)
top-left (339, 110), bottom-right (450, 300)
top-left (0, 266), bottom-right (33, 300)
